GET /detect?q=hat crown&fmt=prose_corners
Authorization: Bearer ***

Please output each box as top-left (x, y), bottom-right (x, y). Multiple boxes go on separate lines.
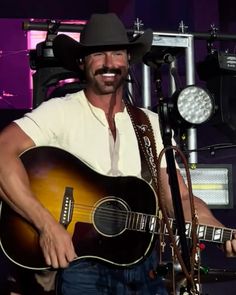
top-left (80, 13), bottom-right (129, 46)
top-left (53, 13), bottom-right (153, 72)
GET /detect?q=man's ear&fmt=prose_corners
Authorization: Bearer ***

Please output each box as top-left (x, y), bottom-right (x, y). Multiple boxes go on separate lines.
top-left (77, 58), bottom-right (84, 70)
top-left (128, 53), bottom-right (131, 64)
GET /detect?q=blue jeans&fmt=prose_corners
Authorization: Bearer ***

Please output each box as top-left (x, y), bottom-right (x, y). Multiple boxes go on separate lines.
top-left (56, 252), bottom-right (168, 295)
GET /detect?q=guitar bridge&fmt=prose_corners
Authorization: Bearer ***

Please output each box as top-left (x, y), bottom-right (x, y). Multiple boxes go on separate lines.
top-left (59, 186), bottom-right (74, 228)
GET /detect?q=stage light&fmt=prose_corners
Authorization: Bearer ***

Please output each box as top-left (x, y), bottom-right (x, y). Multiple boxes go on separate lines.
top-left (197, 51), bottom-right (236, 141)
top-left (179, 164), bottom-right (233, 209)
top-left (174, 85), bottom-right (214, 125)
top-left (26, 19), bottom-right (86, 108)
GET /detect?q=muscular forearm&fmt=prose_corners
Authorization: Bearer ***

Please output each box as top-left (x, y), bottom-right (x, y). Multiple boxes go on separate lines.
top-left (0, 123), bottom-right (54, 231)
top-left (160, 168), bottom-right (223, 227)
top-left (0, 149), bottom-right (76, 268)
top-left (0, 155), bottom-right (54, 231)
top-left (0, 123), bottom-right (78, 268)
top-left (181, 195), bottom-right (223, 227)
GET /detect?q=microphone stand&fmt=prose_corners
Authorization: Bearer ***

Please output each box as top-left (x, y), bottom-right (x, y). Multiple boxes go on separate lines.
top-left (154, 67), bottom-right (192, 293)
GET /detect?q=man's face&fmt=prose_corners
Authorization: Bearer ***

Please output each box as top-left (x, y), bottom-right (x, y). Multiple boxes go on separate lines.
top-left (82, 49), bottom-right (129, 95)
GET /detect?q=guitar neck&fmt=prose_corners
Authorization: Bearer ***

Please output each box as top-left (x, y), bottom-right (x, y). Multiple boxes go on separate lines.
top-left (127, 212), bottom-right (234, 244)
top-left (167, 218), bottom-right (234, 245)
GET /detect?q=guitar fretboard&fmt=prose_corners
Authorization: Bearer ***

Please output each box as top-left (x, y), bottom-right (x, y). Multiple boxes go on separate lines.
top-left (126, 212), bottom-right (234, 244)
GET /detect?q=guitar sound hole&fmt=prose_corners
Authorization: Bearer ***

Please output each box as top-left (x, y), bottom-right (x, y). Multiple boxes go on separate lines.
top-left (93, 197), bottom-right (128, 237)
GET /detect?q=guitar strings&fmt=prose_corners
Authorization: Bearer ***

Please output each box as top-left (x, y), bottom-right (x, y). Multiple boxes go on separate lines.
top-left (72, 202), bottom-right (137, 222)
top-left (69, 202), bottom-right (234, 240)
top-left (69, 202), bottom-right (158, 231)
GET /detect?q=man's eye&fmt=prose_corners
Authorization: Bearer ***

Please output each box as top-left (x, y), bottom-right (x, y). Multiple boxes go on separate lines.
top-left (93, 52), bottom-right (103, 56)
top-left (114, 51), bottom-right (123, 55)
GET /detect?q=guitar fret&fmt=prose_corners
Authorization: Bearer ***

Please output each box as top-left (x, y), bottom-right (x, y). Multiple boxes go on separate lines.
top-left (140, 214), bottom-right (148, 231)
top-left (149, 216), bottom-right (157, 233)
top-left (205, 226), bottom-right (213, 241)
top-left (127, 212), bottom-right (133, 230)
top-left (197, 224), bottom-right (206, 240)
top-left (132, 212), bottom-right (138, 230)
top-left (131, 212), bottom-right (136, 230)
top-left (185, 222), bottom-right (191, 238)
top-left (142, 214), bottom-right (148, 231)
top-left (126, 211), bottom-right (235, 246)
top-left (153, 216), bottom-right (159, 234)
top-left (222, 229), bottom-right (234, 243)
top-left (135, 213), bottom-right (141, 231)
top-left (161, 218), bottom-right (174, 236)
top-left (135, 213), bottom-right (145, 231)
top-left (213, 227), bottom-right (223, 242)
top-left (163, 223), bottom-right (167, 235)
top-left (127, 212), bottom-right (149, 232)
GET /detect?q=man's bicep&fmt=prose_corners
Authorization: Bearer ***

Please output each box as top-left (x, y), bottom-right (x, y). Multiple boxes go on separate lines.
top-left (0, 122), bottom-right (35, 156)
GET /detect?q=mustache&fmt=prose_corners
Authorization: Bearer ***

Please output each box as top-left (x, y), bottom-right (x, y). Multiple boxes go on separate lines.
top-left (94, 67), bottom-right (122, 76)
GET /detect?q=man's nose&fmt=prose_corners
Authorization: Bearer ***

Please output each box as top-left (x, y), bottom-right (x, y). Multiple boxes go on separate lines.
top-left (103, 53), bottom-right (113, 67)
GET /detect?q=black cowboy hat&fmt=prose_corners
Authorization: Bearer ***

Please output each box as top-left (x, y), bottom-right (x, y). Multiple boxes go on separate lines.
top-left (53, 13), bottom-right (153, 72)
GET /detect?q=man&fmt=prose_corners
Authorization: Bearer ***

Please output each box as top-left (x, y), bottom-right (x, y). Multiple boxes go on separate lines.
top-left (0, 13), bottom-right (235, 295)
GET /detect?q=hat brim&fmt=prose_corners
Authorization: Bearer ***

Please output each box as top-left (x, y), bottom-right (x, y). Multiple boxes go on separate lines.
top-left (53, 29), bottom-right (153, 72)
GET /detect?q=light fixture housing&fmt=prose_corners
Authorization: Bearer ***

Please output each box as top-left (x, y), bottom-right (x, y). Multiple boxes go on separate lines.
top-left (174, 85), bottom-right (215, 126)
top-left (179, 163), bottom-right (233, 209)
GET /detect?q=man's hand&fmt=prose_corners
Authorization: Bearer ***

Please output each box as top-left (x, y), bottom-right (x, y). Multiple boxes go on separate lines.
top-left (39, 216), bottom-right (77, 268)
top-left (225, 234), bottom-right (236, 257)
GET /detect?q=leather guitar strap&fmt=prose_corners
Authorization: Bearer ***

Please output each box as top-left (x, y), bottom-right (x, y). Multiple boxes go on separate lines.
top-left (125, 102), bottom-right (159, 191)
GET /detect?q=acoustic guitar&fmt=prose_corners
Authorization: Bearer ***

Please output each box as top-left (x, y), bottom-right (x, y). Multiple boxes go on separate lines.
top-left (0, 146), bottom-right (234, 270)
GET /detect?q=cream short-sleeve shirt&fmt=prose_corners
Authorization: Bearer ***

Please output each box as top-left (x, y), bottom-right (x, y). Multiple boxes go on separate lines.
top-left (14, 90), bottom-right (167, 177)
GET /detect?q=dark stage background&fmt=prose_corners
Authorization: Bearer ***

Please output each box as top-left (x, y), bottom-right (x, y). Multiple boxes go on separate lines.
top-left (1, 0), bottom-right (236, 294)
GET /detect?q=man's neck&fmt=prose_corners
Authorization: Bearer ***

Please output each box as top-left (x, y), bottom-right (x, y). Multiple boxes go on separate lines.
top-left (84, 89), bottom-right (125, 116)
top-left (84, 88), bottom-right (125, 141)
